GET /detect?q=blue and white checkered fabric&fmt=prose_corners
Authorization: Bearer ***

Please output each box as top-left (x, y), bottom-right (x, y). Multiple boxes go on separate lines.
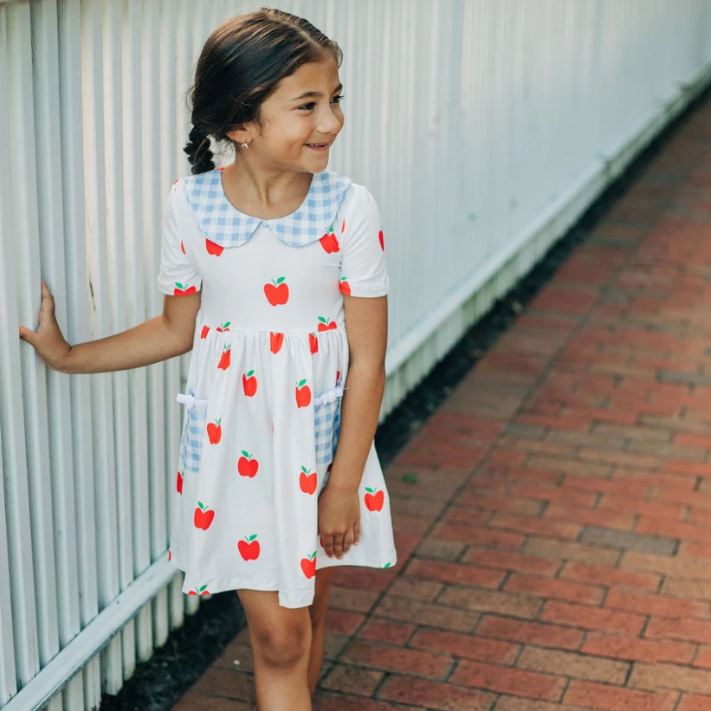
top-left (313, 380), bottom-right (345, 467)
top-left (178, 386), bottom-right (208, 476)
top-left (180, 168), bottom-right (352, 248)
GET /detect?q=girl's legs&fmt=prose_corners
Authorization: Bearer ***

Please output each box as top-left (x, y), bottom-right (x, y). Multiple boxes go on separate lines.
top-left (236, 566), bottom-right (335, 709)
top-left (306, 566), bottom-right (335, 695)
top-left (236, 588), bottom-right (313, 710)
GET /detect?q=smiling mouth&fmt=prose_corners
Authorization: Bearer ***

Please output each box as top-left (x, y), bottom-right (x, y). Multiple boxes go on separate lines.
top-left (305, 142), bottom-right (329, 148)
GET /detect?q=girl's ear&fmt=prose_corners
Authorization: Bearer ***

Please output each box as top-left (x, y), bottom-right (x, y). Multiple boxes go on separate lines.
top-left (225, 126), bottom-right (246, 143)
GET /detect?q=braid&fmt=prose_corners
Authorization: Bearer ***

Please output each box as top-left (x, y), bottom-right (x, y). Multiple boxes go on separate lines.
top-left (183, 124), bottom-right (215, 174)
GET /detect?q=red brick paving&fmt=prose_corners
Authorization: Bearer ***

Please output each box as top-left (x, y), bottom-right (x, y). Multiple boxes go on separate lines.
top-left (173, 97), bottom-right (711, 709)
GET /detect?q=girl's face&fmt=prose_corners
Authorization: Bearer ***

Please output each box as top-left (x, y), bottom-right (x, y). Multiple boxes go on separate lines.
top-left (230, 55), bottom-right (345, 171)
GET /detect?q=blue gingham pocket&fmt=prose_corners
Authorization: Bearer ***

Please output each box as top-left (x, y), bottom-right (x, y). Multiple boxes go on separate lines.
top-left (177, 387), bottom-right (208, 476)
top-left (313, 380), bottom-right (344, 468)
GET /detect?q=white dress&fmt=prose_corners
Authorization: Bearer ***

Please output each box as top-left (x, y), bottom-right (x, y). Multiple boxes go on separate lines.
top-left (156, 166), bottom-right (398, 608)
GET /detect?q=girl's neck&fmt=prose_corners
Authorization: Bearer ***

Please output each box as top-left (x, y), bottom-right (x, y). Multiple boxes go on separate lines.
top-left (220, 161), bottom-right (313, 220)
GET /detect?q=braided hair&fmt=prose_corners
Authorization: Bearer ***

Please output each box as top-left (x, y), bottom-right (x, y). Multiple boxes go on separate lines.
top-left (183, 125), bottom-right (215, 175)
top-left (183, 7), bottom-right (342, 175)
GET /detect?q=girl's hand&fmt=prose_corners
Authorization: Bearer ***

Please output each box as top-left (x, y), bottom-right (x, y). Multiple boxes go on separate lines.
top-left (18, 281), bottom-right (72, 372)
top-left (317, 481), bottom-right (360, 559)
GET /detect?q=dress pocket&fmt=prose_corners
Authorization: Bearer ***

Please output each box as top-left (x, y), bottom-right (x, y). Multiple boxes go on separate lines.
top-left (177, 387), bottom-right (208, 476)
top-left (313, 380), bottom-right (345, 468)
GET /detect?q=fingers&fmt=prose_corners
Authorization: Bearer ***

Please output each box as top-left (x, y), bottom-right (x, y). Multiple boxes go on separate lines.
top-left (39, 281), bottom-right (56, 322)
top-left (19, 281), bottom-right (50, 344)
top-left (19, 319), bottom-right (38, 343)
top-left (323, 536), bottom-right (342, 558)
top-left (19, 280), bottom-right (60, 348)
top-left (321, 530), bottom-right (357, 559)
top-left (42, 280), bottom-right (54, 304)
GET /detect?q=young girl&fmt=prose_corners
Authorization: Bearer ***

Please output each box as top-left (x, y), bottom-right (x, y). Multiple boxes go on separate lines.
top-left (18, 7), bottom-right (397, 709)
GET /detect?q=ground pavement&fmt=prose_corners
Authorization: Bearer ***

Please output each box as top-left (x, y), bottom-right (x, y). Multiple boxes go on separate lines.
top-left (172, 93), bottom-right (711, 710)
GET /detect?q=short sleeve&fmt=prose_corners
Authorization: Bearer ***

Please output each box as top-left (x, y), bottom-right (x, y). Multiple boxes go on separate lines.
top-left (339, 186), bottom-right (390, 297)
top-left (156, 180), bottom-right (203, 296)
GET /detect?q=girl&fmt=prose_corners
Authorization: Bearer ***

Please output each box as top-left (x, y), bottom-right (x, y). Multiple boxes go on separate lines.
top-left (18, 7), bottom-right (397, 709)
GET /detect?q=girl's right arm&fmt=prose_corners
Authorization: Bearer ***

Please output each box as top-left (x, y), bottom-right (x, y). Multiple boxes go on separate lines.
top-left (18, 281), bottom-right (200, 373)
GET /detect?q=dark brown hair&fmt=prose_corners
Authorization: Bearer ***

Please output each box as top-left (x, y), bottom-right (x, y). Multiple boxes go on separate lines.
top-left (183, 7), bottom-right (343, 174)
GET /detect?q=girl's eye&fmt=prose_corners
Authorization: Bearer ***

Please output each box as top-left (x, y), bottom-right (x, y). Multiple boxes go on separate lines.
top-left (298, 94), bottom-right (345, 112)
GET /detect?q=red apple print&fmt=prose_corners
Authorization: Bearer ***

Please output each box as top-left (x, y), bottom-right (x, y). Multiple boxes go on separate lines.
top-left (364, 487), bottom-right (384, 512)
top-left (237, 451), bottom-right (259, 477)
top-left (207, 418), bottom-right (222, 444)
top-left (295, 379), bottom-right (312, 408)
top-left (176, 470), bottom-right (183, 494)
top-left (205, 237), bottom-right (224, 256)
top-left (168, 548), bottom-right (173, 561)
top-left (301, 550), bottom-right (317, 579)
top-left (299, 465), bottom-right (317, 494)
top-left (309, 332), bottom-right (319, 354)
top-left (188, 584), bottom-right (210, 596)
top-left (180, 239), bottom-right (186, 254)
top-left (216, 321), bottom-right (231, 333)
top-left (217, 166), bottom-right (225, 172)
top-left (217, 344), bottom-right (231, 370)
top-left (194, 501), bottom-right (215, 529)
top-left (378, 229), bottom-right (384, 250)
top-left (242, 370), bottom-right (257, 397)
top-left (336, 370), bottom-right (341, 383)
top-left (270, 331), bottom-right (284, 353)
top-left (317, 316), bottom-right (337, 332)
top-left (200, 324), bottom-right (210, 339)
top-left (339, 277), bottom-right (351, 296)
top-left (341, 218), bottom-right (346, 233)
top-left (319, 224), bottom-right (340, 253)
top-left (237, 533), bottom-right (260, 560)
top-left (173, 281), bottom-right (196, 296)
top-left (264, 277), bottom-right (289, 306)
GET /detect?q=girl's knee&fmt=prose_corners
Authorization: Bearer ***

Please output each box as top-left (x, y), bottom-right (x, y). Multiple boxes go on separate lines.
top-left (252, 622), bottom-right (311, 668)
top-left (237, 589), bottom-right (312, 668)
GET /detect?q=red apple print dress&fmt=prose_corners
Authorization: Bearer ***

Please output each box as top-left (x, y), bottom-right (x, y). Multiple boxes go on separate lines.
top-left (156, 167), bottom-right (397, 608)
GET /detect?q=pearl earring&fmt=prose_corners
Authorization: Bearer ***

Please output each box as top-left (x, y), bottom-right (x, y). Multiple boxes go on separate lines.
top-left (240, 142), bottom-right (249, 149)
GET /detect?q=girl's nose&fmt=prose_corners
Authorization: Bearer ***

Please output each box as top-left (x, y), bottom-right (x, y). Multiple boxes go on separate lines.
top-left (318, 108), bottom-right (342, 133)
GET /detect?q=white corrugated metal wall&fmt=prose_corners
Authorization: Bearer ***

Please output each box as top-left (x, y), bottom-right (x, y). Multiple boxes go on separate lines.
top-left (2, 0), bottom-right (710, 708)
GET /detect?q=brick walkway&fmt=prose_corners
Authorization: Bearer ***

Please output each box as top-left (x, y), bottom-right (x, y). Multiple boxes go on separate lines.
top-left (172, 95), bottom-right (711, 710)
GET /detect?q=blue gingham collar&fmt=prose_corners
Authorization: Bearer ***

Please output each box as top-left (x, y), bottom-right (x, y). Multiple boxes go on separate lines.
top-left (180, 168), bottom-right (352, 248)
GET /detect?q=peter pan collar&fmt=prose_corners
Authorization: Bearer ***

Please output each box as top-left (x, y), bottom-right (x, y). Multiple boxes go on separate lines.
top-left (180, 168), bottom-right (352, 248)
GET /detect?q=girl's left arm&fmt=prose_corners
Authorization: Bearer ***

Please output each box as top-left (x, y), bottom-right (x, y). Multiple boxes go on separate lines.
top-left (326, 293), bottom-right (388, 492)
